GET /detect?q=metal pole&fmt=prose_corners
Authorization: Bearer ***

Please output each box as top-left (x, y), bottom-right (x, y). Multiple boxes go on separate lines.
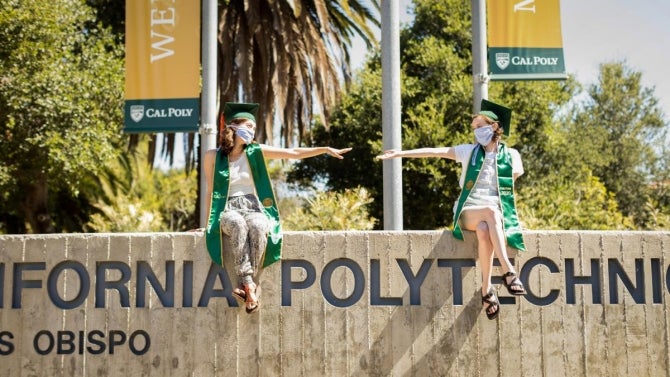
top-left (199, 0), bottom-right (217, 227)
top-left (472, 0), bottom-right (489, 112)
top-left (381, 0), bottom-right (403, 230)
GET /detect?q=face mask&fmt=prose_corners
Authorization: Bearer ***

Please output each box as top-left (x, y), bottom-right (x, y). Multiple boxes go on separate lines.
top-left (231, 126), bottom-right (255, 144)
top-left (474, 125), bottom-right (494, 146)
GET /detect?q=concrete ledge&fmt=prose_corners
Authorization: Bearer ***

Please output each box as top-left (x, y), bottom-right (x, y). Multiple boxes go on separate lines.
top-left (0, 230), bottom-right (669, 376)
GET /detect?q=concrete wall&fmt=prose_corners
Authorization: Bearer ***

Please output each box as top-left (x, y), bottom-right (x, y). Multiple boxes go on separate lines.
top-left (0, 230), bottom-right (669, 377)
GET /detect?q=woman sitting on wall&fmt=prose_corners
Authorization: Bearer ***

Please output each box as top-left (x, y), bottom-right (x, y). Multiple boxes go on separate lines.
top-left (204, 102), bottom-right (351, 313)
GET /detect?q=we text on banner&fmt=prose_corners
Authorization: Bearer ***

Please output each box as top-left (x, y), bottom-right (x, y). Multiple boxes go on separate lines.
top-left (487, 0), bottom-right (567, 80)
top-left (124, 0), bottom-right (201, 133)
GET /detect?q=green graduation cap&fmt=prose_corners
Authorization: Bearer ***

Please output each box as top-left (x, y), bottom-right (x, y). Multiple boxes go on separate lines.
top-left (223, 102), bottom-right (260, 124)
top-left (479, 99), bottom-right (512, 136)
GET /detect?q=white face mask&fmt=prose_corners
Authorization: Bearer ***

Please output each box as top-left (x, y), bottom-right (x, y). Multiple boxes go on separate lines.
top-left (474, 125), bottom-right (494, 146)
top-left (230, 125), bottom-right (255, 144)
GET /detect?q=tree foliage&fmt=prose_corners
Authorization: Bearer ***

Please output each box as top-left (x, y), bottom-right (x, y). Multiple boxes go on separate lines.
top-left (0, 0), bottom-right (125, 232)
top-left (517, 170), bottom-right (634, 230)
top-left (282, 186), bottom-right (376, 231)
top-left (575, 62), bottom-right (666, 226)
top-left (218, 0), bottom-right (380, 146)
top-left (294, 0), bottom-right (571, 229)
top-left (85, 142), bottom-right (198, 232)
top-left (518, 61), bottom-right (669, 230)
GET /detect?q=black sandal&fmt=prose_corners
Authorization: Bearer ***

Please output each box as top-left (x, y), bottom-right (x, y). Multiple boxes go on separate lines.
top-left (482, 288), bottom-right (499, 320)
top-left (502, 272), bottom-right (526, 296)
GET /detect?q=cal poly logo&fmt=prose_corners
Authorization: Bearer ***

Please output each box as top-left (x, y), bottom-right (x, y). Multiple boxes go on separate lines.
top-left (130, 105), bottom-right (145, 123)
top-left (495, 53), bottom-right (510, 70)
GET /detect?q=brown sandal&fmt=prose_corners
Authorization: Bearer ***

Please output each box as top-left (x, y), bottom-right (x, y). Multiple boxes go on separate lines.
top-left (232, 285), bottom-right (246, 303)
top-left (243, 282), bottom-right (260, 314)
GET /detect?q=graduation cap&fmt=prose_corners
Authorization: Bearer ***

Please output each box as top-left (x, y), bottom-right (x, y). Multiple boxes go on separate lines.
top-left (479, 99), bottom-right (512, 136)
top-left (223, 102), bottom-right (259, 124)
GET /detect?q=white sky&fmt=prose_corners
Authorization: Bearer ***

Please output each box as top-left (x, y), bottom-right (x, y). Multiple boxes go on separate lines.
top-left (560, 0), bottom-right (670, 117)
top-left (352, 0), bottom-right (670, 119)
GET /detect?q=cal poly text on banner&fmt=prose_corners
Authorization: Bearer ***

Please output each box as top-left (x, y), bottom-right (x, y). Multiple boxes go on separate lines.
top-left (124, 0), bottom-right (201, 133)
top-left (487, 0), bottom-right (567, 80)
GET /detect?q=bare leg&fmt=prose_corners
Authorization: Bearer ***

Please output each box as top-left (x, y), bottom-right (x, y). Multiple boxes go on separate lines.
top-left (460, 208), bottom-right (525, 294)
top-left (474, 222), bottom-right (498, 317)
top-left (474, 222), bottom-right (494, 294)
top-left (460, 207), bottom-right (517, 275)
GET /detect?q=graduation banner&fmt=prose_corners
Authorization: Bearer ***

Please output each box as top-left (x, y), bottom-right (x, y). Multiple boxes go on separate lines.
top-left (124, 0), bottom-right (201, 133)
top-left (487, 0), bottom-right (567, 80)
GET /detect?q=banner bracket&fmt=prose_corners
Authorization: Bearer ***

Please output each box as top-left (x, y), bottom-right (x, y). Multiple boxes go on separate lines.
top-left (475, 73), bottom-right (490, 84)
top-left (199, 122), bottom-right (217, 136)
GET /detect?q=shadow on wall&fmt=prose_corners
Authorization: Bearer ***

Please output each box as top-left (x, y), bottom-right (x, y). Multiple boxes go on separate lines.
top-left (365, 230), bottom-right (520, 375)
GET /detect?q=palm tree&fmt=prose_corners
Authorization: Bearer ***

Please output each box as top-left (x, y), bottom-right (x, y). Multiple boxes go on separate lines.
top-left (219, 0), bottom-right (380, 146)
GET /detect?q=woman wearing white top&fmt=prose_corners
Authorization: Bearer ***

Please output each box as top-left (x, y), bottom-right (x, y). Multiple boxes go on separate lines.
top-left (204, 102), bottom-right (351, 313)
top-left (377, 100), bottom-right (527, 320)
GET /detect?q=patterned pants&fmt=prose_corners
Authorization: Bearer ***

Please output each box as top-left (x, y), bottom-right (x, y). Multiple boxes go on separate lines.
top-left (220, 194), bottom-right (270, 285)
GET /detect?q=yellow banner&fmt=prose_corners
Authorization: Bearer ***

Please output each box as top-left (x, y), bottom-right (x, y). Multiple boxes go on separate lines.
top-left (125, 0), bottom-right (200, 132)
top-left (487, 0), bottom-right (566, 80)
top-left (488, 0), bottom-right (563, 48)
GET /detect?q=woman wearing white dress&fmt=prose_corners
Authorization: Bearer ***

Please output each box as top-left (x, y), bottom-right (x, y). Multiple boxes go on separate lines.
top-left (377, 99), bottom-right (527, 320)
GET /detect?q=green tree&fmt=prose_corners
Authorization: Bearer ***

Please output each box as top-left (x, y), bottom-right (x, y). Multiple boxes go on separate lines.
top-left (86, 140), bottom-right (198, 232)
top-left (645, 131), bottom-right (670, 229)
top-left (0, 0), bottom-right (125, 233)
top-left (289, 69), bottom-right (387, 224)
top-left (282, 186), bottom-right (376, 230)
top-left (292, 0), bottom-right (575, 229)
top-left (292, 1), bottom-right (667, 232)
top-left (571, 62), bottom-right (667, 227)
top-left (517, 170), bottom-right (634, 230)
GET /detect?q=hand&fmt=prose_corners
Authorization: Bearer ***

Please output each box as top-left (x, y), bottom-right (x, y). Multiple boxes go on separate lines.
top-left (376, 150), bottom-right (401, 160)
top-left (325, 147), bottom-right (352, 159)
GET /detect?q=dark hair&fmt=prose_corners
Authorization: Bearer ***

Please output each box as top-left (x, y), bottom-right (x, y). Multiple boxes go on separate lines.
top-left (492, 124), bottom-right (503, 142)
top-left (218, 127), bottom-right (235, 155)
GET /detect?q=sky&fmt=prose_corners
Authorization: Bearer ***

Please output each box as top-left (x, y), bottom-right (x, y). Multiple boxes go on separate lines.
top-left (353, 0), bottom-right (670, 119)
top-left (560, 0), bottom-right (670, 116)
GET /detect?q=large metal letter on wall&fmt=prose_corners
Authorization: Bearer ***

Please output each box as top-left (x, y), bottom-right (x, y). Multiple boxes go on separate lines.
top-left (487, 0), bottom-right (566, 80)
top-left (124, 0), bottom-right (201, 133)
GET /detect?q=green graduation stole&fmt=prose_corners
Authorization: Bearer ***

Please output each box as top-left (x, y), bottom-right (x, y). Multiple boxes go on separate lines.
top-left (452, 143), bottom-right (526, 251)
top-left (205, 143), bottom-right (282, 267)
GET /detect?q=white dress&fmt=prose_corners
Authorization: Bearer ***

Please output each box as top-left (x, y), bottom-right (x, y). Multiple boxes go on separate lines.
top-left (462, 150), bottom-right (500, 209)
top-left (453, 143), bottom-right (524, 212)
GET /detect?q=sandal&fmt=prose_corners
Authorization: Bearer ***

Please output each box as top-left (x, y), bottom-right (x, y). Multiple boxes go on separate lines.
top-left (232, 284), bottom-right (246, 303)
top-left (243, 282), bottom-right (260, 314)
top-left (502, 272), bottom-right (527, 296)
top-left (482, 288), bottom-right (499, 320)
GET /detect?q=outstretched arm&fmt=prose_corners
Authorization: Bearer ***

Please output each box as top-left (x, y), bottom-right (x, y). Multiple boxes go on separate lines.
top-left (261, 145), bottom-right (352, 160)
top-left (376, 147), bottom-right (455, 160)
